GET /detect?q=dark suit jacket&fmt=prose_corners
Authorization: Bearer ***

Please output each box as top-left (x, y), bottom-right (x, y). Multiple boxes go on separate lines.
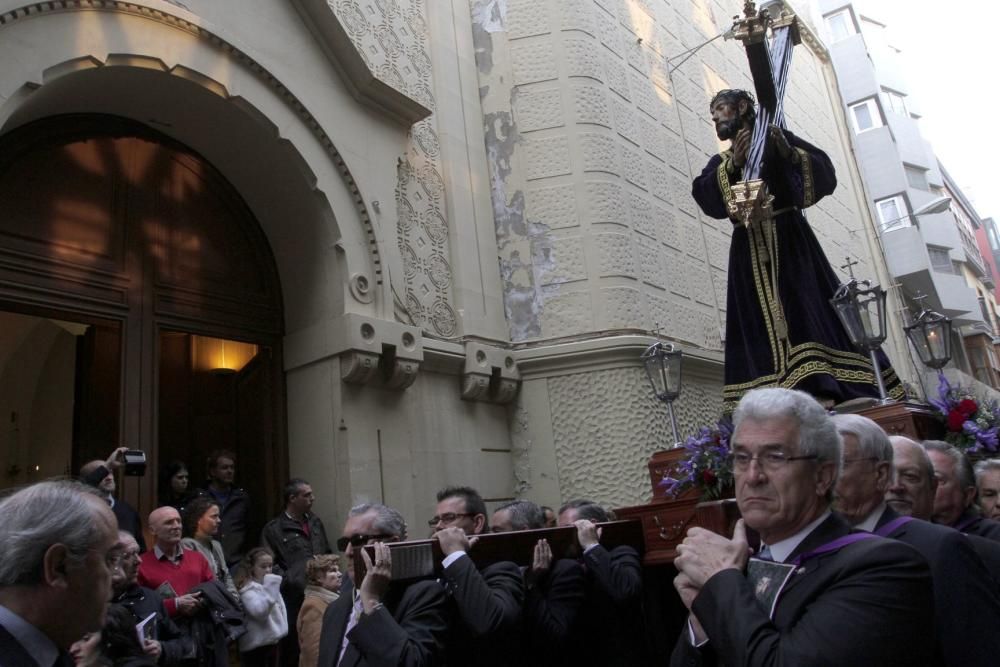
top-left (670, 513), bottom-right (935, 667)
top-left (441, 557), bottom-right (523, 667)
top-left (954, 510), bottom-right (1000, 542)
top-left (114, 584), bottom-right (195, 666)
top-left (522, 558), bottom-right (585, 667)
top-left (876, 507), bottom-right (1000, 666)
top-left (0, 624), bottom-right (42, 667)
top-left (967, 534), bottom-right (1000, 587)
top-left (573, 545), bottom-right (648, 667)
top-left (316, 576), bottom-right (448, 667)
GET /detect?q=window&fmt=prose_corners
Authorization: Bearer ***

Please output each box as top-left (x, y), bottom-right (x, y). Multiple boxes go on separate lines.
top-left (849, 98), bottom-right (883, 133)
top-left (989, 226), bottom-right (999, 251)
top-left (882, 89), bottom-right (907, 116)
top-left (927, 247), bottom-right (954, 274)
top-left (825, 9), bottom-right (857, 42)
top-left (876, 195), bottom-right (908, 231)
top-left (904, 165), bottom-right (929, 191)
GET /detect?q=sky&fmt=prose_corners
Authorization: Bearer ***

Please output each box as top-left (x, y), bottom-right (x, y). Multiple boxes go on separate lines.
top-left (878, 1), bottom-right (999, 221)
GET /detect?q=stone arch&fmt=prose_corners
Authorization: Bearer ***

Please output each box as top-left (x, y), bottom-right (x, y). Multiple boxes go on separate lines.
top-left (0, 0), bottom-right (399, 331)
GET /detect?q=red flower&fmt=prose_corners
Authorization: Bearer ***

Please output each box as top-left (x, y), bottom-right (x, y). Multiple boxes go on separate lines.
top-left (947, 409), bottom-right (967, 432)
top-left (701, 469), bottom-right (717, 485)
top-left (958, 399), bottom-right (978, 416)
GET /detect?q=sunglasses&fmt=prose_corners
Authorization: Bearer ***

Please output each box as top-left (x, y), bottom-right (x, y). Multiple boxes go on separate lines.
top-left (336, 533), bottom-right (395, 552)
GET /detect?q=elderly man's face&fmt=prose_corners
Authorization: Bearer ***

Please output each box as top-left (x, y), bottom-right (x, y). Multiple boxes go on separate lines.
top-left (979, 469), bottom-right (1000, 520)
top-left (64, 497), bottom-right (118, 644)
top-left (834, 433), bottom-right (891, 526)
top-left (150, 507), bottom-right (183, 547)
top-left (733, 417), bottom-right (835, 545)
top-left (340, 510), bottom-right (395, 582)
top-left (927, 449), bottom-right (975, 526)
top-left (118, 535), bottom-right (142, 587)
top-left (886, 440), bottom-right (935, 520)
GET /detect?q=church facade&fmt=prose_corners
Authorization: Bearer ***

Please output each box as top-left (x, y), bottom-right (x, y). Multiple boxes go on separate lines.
top-left (0, 0), bottom-right (917, 530)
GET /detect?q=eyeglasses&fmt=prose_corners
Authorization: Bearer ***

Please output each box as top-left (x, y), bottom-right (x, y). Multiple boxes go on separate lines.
top-left (426, 512), bottom-right (475, 527)
top-left (731, 451), bottom-right (819, 472)
top-left (336, 533), bottom-right (395, 552)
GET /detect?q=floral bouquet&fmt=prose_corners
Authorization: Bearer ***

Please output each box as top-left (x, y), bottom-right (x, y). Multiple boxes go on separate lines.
top-left (928, 373), bottom-right (1000, 455)
top-left (660, 418), bottom-right (734, 500)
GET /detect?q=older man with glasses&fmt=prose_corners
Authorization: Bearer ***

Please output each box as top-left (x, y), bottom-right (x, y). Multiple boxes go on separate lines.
top-left (832, 414), bottom-right (1000, 667)
top-left (111, 530), bottom-right (195, 666)
top-left (317, 503), bottom-right (448, 667)
top-left (429, 486), bottom-right (523, 667)
top-left (669, 387), bottom-right (935, 667)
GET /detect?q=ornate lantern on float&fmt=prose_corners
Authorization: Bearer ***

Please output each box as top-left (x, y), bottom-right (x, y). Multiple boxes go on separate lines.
top-left (641, 341), bottom-right (684, 446)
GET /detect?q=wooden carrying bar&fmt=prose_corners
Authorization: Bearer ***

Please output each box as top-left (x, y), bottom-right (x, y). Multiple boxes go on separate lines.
top-left (353, 520), bottom-right (644, 581)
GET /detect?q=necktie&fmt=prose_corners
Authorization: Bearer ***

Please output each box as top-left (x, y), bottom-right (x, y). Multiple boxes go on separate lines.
top-left (756, 544), bottom-right (774, 561)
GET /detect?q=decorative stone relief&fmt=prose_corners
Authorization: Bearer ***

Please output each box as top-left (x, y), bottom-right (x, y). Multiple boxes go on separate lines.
top-left (547, 366), bottom-right (722, 508)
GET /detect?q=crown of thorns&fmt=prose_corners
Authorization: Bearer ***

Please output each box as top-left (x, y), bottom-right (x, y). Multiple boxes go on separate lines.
top-left (709, 89), bottom-right (756, 113)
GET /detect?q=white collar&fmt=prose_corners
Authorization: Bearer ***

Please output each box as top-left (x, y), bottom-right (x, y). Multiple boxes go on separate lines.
top-left (763, 510), bottom-right (832, 563)
top-left (853, 502), bottom-right (888, 533)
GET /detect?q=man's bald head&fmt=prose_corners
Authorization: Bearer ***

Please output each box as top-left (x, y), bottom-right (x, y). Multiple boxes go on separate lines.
top-left (80, 460), bottom-right (115, 495)
top-left (887, 436), bottom-right (937, 520)
top-left (148, 506), bottom-right (182, 549)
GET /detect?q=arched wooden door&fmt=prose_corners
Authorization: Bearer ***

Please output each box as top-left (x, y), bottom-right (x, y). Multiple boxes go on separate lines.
top-left (0, 114), bottom-right (287, 525)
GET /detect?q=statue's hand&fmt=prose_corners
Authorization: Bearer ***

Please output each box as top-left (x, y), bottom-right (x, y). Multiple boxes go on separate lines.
top-left (768, 125), bottom-right (795, 161)
top-left (732, 128), bottom-right (751, 167)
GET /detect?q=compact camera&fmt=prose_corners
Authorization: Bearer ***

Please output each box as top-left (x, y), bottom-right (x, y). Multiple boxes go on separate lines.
top-left (122, 449), bottom-right (147, 477)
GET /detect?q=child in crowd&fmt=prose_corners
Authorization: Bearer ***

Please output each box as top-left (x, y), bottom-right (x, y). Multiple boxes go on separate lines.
top-left (234, 547), bottom-right (288, 667)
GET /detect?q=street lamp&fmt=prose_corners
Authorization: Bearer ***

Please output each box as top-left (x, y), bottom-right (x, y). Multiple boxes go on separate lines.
top-left (880, 196), bottom-right (952, 232)
top-left (830, 275), bottom-right (892, 402)
top-left (641, 341), bottom-right (683, 447)
top-left (904, 297), bottom-right (953, 370)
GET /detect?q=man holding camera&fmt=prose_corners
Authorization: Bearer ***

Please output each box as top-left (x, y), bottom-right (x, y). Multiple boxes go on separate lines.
top-left (80, 446), bottom-right (146, 552)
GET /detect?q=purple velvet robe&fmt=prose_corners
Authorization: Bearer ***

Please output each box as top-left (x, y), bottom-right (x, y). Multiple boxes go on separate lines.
top-left (692, 130), bottom-right (903, 408)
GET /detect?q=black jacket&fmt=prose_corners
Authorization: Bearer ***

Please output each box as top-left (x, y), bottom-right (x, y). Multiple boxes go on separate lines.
top-left (877, 507), bottom-right (1000, 667)
top-left (954, 509), bottom-right (1000, 542)
top-left (574, 545), bottom-right (648, 666)
top-left (670, 513), bottom-right (935, 667)
top-left (260, 512), bottom-right (332, 596)
top-left (440, 557), bottom-right (524, 667)
top-left (113, 584), bottom-right (196, 666)
top-left (522, 558), bottom-right (585, 667)
top-left (317, 575), bottom-right (448, 667)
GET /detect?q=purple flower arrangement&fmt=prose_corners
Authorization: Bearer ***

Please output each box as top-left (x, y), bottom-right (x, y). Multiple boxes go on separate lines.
top-left (928, 373), bottom-right (1000, 455)
top-left (659, 418), bottom-right (735, 500)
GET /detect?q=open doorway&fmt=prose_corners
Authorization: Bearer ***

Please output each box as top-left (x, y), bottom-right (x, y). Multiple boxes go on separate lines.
top-left (0, 306), bottom-right (121, 492)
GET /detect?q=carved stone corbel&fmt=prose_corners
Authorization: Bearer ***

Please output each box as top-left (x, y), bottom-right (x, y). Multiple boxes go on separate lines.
top-left (461, 372), bottom-right (492, 401)
top-left (384, 358), bottom-right (420, 390)
top-left (341, 350), bottom-right (380, 384)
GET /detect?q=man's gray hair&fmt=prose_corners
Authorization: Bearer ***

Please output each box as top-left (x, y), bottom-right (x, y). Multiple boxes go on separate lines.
top-left (348, 503), bottom-right (408, 541)
top-left (0, 480), bottom-right (106, 586)
top-left (495, 500), bottom-right (545, 530)
top-left (974, 458), bottom-right (1000, 483)
top-left (924, 440), bottom-right (975, 490)
top-left (734, 388), bottom-right (842, 486)
top-left (832, 414), bottom-right (893, 463)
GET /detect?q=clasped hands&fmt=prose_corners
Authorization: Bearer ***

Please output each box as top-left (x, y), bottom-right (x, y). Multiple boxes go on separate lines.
top-left (673, 518), bottom-right (751, 641)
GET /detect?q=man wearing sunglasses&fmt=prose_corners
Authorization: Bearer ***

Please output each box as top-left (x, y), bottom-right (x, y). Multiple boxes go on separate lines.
top-left (318, 503), bottom-right (447, 667)
top-left (430, 486), bottom-right (524, 667)
top-left (669, 387), bottom-right (934, 667)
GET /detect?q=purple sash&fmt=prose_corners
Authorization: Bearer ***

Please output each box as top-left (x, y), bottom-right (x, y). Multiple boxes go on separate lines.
top-left (789, 532), bottom-right (877, 567)
top-left (875, 515), bottom-right (914, 537)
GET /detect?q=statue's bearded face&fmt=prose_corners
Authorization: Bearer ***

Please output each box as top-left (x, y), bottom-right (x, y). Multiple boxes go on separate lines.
top-left (711, 99), bottom-right (744, 140)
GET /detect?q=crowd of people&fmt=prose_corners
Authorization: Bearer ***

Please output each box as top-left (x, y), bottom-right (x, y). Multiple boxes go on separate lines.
top-left (3, 388), bottom-right (1000, 666)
